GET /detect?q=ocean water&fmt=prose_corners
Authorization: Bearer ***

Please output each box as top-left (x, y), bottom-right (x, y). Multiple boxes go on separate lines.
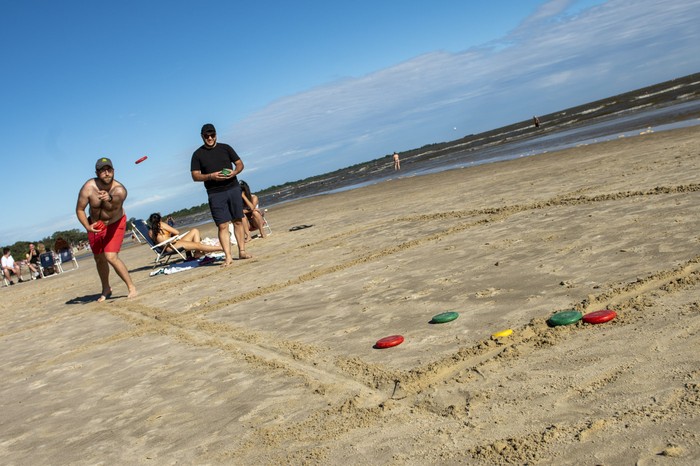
top-left (319, 99), bottom-right (700, 197)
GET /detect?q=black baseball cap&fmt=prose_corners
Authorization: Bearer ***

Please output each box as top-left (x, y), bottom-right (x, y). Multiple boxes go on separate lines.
top-left (95, 157), bottom-right (113, 170)
top-left (201, 123), bottom-right (216, 134)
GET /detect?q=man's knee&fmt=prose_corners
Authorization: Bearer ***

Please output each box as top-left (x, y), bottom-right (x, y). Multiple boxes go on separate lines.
top-left (95, 252), bottom-right (121, 267)
top-left (103, 252), bottom-right (120, 262)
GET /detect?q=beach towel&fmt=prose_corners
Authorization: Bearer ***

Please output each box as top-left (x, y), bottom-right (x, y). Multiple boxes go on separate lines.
top-left (149, 252), bottom-right (225, 276)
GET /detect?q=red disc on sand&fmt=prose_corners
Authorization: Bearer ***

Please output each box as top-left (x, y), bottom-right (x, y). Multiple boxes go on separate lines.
top-left (375, 335), bottom-right (404, 349)
top-left (583, 309), bottom-right (617, 324)
top-left (135, 155), bottom-right (148, 164)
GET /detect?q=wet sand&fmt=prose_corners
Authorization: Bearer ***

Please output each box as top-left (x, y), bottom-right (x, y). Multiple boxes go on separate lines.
top-left (1, 126), bottom-right (699, 464)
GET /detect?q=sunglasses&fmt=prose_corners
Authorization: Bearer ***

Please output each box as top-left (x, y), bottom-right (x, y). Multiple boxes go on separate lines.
top-left (203, 133), bottom-right (217, 139)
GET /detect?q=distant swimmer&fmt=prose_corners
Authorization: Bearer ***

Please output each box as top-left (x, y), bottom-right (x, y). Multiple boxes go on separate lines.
top-left (393, 151), bottom-right (401, 170)
top-left (533, 116), bottom-right (541, 128)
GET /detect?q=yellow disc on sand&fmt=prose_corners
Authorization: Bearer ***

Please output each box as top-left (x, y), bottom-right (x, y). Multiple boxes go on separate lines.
top-left (491, 329), bottom-right (513, 339)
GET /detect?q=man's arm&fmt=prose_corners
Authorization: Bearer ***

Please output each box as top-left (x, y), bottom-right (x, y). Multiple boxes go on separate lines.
top-left (103, 185), bottom-right (126, 207)
top-left (191, 170), bottom-right (208, 182)
top-left (232, 159), bottom-right (244, 177)
top-left (191, 170), bottom-right (223, 182)
top-left (76, 182), bottom-right (100, 233)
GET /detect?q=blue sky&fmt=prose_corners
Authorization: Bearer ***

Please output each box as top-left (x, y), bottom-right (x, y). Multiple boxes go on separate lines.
top-left (1, 0), bottom-right (699, 244)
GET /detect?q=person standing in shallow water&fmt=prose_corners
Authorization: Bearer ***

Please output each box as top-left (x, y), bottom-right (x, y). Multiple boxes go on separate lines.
top-left (190, 123), bottom-right (252, 266)
top-left (76, 157), bottom-right (137, 302)
top-left (393, 152), bottom-right (401, 170)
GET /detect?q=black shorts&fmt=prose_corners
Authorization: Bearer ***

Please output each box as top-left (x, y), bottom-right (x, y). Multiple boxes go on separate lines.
top-left (208, 186), bottom-right (243, 225)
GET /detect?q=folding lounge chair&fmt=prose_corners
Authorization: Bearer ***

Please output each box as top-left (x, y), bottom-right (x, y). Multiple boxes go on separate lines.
top-left (131, 222), bottom-right (149, 243)
top-left (132, 219), bottom-right (189, 266)
top-left (39, 252), bottom-right (63, 277)
top-left (259, 209), bottom-right (272, 236)
top-left (57, 248), bottom-right (79, 271)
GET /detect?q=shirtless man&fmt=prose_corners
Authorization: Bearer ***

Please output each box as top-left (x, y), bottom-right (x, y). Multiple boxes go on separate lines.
top-left (76, 157), bottom-right (137, 301)
top-left (393, 152), bottom-right (401, 170)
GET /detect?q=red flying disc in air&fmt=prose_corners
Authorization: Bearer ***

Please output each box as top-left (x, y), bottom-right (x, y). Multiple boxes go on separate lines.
top-left (582, 309), bottom-right (617, 324)
top-left (375, 335), bottom-right (404, 349)
top-left (135, 156), bottom-right (148, 164)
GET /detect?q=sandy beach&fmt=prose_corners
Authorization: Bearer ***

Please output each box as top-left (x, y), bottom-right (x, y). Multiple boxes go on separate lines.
top-left (1, 125), bottom-right (699, 464)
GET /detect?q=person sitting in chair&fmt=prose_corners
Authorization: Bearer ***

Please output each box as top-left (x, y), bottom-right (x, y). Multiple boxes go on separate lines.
top-left (35, 243), bottom-right (59, 276)
top-left (147, 213), bottom-right (224, 257)
top-left (54, 237), bottom-right (71, 254)
top-left (26, 243), bottom-right (41, 279)
top-left (240, 180), bottom-right (268, 240)
top-left (2, 247), bottom-right (24, 284)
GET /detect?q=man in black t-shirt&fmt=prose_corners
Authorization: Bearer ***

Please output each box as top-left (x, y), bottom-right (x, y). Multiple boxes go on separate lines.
top-left (190, 123), bottom-right (251, 266)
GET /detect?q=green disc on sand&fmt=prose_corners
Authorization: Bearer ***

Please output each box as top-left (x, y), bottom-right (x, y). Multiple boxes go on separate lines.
top-left (431, 311), bottom-right (459, 324)
top-left (547, 310), bottom-right (583, 327)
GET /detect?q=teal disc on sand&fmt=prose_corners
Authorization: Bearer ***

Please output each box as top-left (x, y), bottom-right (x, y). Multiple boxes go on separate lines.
top-left (431, 312), bottom-right (459, 324)
top-left (547, 310), bottom-right (583, 327)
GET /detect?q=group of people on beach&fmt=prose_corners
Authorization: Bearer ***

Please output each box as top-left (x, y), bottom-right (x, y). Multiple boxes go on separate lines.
top-left (3, 240), bottom-right (77, 286)
top-left (75, 123), bottom-right (263, 302)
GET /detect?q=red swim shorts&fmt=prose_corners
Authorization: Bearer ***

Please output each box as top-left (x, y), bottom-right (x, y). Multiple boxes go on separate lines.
top-left (89, 214), bottom-right (127, 254)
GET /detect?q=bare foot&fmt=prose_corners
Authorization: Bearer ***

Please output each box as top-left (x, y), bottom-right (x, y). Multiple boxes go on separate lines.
top-left (221, 260), bottom-right (234, 267)
top-left (239, 251), bottom-right (253, 259)
top-left (127, 288), bottom-right (138, 299)
top-left (97, 289), bottom-right (112, 302)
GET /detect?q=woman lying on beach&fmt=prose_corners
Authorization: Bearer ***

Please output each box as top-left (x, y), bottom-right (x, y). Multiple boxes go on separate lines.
top-left (240, 180), bottom-right (268, 240)
top-left (147, 213), bottom-right (223, 257)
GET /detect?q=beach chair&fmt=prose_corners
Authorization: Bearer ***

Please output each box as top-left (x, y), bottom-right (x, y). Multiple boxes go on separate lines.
top-left (131, 222), bottom-right (149, 243)
top-left (132, 219), bottom-right (189, 266)
top-left (259, 209), bottom-right (272, 236)
top-left (39, 252), bottom-right (62, 278)
top-left (57, 248), bottom-right (79, 271)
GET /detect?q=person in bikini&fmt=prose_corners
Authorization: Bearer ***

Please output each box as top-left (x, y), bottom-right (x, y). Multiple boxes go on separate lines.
top-left (147, 213), bottom-right (224, 257)
top-left (76, 157), bottom-right (137, 302)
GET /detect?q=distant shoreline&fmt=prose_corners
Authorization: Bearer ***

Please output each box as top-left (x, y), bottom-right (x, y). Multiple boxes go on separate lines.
top-left (255, 72), bottom-right (700, 206)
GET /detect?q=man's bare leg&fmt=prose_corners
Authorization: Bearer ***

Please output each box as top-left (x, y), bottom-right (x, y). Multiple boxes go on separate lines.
top-left (104, 252), bottom-right (137, 298)
top-left (94, 254), bottom-right (112, 301)
top-left (218, 222), bottom-right (233, 266)
top-left (233, 219), bottom-right (252, 259)
top-left (4, 269), bottom-right (13, 284)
